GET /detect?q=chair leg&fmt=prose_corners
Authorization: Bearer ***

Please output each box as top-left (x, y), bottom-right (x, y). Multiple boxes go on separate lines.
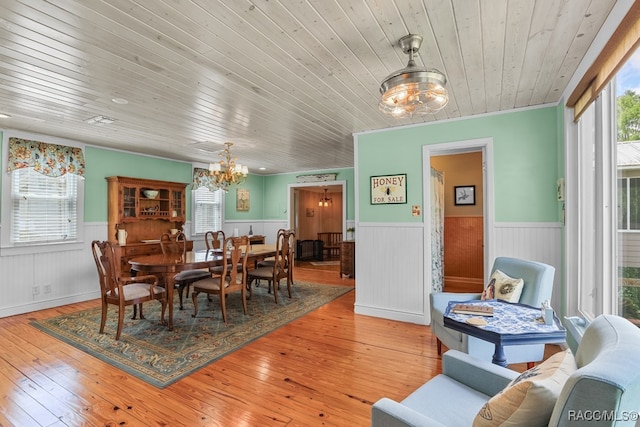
top-left (99, 301), bottom-right (108, 334)
top-left (177, 282), bottom-right (186, 310)
top-left (436, 338), bottom-right (442, 356)
top-left (220, 292), bottom-right (227, 323)
top-left (191, 291), bottom-right (200, 318)
top-left (116, 305), bottom-right (125, 340)
top-left (138, 303), bottom-right (145, 319)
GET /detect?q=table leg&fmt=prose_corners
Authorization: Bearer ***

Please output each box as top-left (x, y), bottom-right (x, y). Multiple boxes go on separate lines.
top-left (163, 273), bottom-right (175, 331)
top-left (492, 344), bottom-right (507, 367)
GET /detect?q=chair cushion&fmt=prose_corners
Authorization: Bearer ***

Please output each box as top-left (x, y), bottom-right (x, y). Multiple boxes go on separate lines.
top-left (481, 269), bottom-right (524, 302)
top-left (473, 349), bottom-right (576, 426)
top-left (175, 269), bottom-right (210, 282)
top-left (110, 283), bottom-right (165, 300)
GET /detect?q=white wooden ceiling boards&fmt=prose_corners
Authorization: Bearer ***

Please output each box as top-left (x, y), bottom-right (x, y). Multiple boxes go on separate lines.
top-left (0, 1), bottom-right (616, 174)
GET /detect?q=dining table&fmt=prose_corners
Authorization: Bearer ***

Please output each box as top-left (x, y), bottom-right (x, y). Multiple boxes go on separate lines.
top-left (129, 244), bottom-right (277, 330)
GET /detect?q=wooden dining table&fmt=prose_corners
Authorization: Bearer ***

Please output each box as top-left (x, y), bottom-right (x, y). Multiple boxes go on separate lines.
top-left (129, 244), bottom-right (277, 330)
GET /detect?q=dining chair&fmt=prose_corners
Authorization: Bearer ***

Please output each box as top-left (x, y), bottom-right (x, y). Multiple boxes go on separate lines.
top-left (160, 231), bottom-right (211, 310)
top-left (205, 230), bottom-right (234, 275)
top-left (248, 229), bottom-right (295, 304)
top-left (191, 236), bottom-right (250, 323)
top-left (91, 240), bottom-right (167, 340)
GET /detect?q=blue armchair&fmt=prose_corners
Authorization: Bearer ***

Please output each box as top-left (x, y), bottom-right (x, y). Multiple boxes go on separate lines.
top-left (372, 315), bottom-right (640, 427)
top-left (430, 257), bottom-right (555, 366)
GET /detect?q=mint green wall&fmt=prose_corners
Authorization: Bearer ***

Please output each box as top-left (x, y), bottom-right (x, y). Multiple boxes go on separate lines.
top-left (223, 174), bottom-right (266, 220)
top-left (357, 107), bottom-right (560, 223)
top-left (261, 168), bottom-right (355, 220)
top-left (1, 132), bottom-right (355, 222)
top-left (84, 146), bottom-right (193, 222)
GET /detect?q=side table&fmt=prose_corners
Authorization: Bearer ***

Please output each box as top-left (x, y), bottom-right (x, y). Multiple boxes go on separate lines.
top-left (340, 240), bottom-right (355, 278)
top-left (443, 300), bottom-right (566, 367)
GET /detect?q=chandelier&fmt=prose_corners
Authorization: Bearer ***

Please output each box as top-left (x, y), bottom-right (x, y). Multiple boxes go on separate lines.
top-left (378, 34), bottom-right (449, 118)
top-left (208, 142), bottom-right (248, 191)
top-left (318, 188), bottom-right (332, 207)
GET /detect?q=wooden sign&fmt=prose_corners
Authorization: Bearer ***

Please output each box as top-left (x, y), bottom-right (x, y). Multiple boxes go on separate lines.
top-left (370, 174), bottom-right (407, 204)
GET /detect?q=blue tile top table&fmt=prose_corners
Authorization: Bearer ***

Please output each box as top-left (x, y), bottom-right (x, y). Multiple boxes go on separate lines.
top-left (443, 299), bottom-right (566, 367)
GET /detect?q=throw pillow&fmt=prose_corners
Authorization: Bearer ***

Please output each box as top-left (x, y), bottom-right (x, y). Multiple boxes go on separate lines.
top-left (481, 269), bottom-right (524, 302)
top-left (473, 349), bottom-right (577, 427)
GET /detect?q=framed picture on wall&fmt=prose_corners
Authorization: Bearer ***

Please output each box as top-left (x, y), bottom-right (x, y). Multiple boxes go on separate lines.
top-left (454, 185), bottom-right (475, 205)
top-left (370, 174), bottom-right (407, 204)
top-left (236, 188), bottom-right (250, 211)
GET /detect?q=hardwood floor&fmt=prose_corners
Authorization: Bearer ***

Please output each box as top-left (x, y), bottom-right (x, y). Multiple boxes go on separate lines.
top-left (0, 267), bottom-right (555, 426)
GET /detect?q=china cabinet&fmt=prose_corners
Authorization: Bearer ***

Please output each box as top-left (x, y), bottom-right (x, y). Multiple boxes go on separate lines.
top-left (106, 176), bottom-right (190, 273)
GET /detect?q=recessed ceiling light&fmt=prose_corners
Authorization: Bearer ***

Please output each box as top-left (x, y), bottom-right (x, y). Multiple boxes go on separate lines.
top-left (84, 115), bottom-right (116, 125)
top-left (259, 167), bottom-right (266, 170)
top-left (112, 97), bottom-right (128, 104)
top-left (0, 113), bottom-right (11, 118)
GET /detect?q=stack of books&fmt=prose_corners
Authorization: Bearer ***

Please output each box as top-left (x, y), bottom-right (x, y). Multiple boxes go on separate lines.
top-left (451, 303), bottom-right (494, 316)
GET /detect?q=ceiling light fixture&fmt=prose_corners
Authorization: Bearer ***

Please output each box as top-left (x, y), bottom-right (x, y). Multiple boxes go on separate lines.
top-left (208, 142), bottom-right (249, 192)
top-left (378, 34), bottom-right (449, 118)
top-left (0, 113), bottom-right (11, 119)
top-left (318, 188), bottom-right (332, 207)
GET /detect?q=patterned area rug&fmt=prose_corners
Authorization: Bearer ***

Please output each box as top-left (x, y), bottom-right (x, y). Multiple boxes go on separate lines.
top-left (31, 281), bottom-right (352, 388)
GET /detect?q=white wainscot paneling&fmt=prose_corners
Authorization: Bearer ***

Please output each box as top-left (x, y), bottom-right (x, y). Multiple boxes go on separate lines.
top-left (0, 222), bottom-right (107, 318)
top-left (354, 223), bottom-right (426, 324)
top-left (494, 222), bottom-right (563, 311)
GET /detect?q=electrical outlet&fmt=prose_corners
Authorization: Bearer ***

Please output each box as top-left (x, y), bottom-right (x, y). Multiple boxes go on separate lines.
top-left (32, 285), bottom-right (40, 295)
top-left (43, 284), bottom-right (52, 294)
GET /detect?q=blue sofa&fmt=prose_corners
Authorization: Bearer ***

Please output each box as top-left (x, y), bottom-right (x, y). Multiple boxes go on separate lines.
top-left (372, 315), bottom-right (640, 426)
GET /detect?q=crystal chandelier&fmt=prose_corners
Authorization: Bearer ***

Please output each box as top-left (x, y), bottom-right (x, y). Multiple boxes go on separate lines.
top-left (208, 142), bottom-right (249, 192)
top-left (318, 188), bottom-right (332, 207)
top-left (379, 34), bottom-right (449, 118)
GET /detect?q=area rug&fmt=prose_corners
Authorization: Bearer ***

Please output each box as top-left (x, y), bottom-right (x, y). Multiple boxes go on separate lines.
top-left (31, 281), bottom-right (352, 388)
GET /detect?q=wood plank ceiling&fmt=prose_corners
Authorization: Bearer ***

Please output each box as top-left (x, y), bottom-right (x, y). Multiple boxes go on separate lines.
top-left (0, 0), bottom-right (615, 174)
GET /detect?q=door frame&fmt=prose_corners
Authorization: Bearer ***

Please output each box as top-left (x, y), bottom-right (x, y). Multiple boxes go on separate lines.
top-left (286, 181), bottom-right (347, 239)
top-left (422, 138), bottom-right (494, 301)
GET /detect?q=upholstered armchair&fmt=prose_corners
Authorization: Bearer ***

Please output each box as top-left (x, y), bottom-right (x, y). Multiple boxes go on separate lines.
top-left (430, 257), bottom-right (555, 366)
top-left (372, 315), bottom-right (640, 427)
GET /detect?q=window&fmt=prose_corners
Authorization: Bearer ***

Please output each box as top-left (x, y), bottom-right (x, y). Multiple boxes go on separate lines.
top-left (10, 168), bottom-right (79, 244)
top-left (192, 186), bottom-right (223, 235)
top-left (1, 132), bottom-right (85, 252)
top-left (617, 176), bottom-right (640, 230)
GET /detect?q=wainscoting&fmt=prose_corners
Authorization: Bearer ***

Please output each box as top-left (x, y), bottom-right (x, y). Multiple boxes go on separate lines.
top-left (444, 216), bottom-right (484, 292)
top-left (0, 220), bottom-right (289, 318)
top-left (354, 221), bottom-right (563, 325)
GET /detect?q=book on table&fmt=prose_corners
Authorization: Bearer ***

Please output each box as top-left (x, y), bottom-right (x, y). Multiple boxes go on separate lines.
top-left (452, 303), bottom-right (494, 316)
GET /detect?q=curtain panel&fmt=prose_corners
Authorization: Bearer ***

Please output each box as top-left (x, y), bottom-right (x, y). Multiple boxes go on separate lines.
top-left (6, 137), bottom-right (85, 177)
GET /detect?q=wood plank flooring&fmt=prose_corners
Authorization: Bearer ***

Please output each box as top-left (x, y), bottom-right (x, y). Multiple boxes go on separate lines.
top-left (0, 266), bottom-right (556, 426)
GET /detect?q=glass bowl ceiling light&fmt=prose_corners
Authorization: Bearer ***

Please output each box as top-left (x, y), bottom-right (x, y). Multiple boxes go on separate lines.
top-left (379, 34), bottom-right (449, 118)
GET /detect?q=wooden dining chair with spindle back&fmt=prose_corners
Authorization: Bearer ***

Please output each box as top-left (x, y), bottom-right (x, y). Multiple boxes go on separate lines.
top-left (160, 231), bottom-right (211, 310)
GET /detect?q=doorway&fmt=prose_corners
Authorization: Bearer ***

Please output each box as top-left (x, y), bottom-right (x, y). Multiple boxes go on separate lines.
top-left (287, 181), bottom-right (347, 242)
top-left (423, 138), bottom-right (494, 298)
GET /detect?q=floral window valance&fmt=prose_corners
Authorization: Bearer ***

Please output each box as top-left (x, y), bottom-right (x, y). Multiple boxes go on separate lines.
top-left (193, 167), bottom-right (215, 192)
top-left (7, 137), bottom-right (85, 177)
